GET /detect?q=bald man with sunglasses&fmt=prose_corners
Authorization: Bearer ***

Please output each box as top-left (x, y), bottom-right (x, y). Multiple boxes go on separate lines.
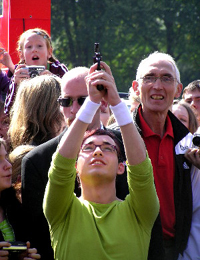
top-left (21, 66), bottom-right (128, 260)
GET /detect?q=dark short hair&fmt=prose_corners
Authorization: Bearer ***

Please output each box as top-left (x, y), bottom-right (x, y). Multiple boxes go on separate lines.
top-left (82, 129), bottom-right (124, 162)
top-left (182, 80), bottom-right (200, 98)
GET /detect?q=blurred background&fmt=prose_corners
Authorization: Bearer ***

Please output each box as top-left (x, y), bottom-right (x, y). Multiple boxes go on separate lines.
top-left (51, 0), bottom-right (200, 92)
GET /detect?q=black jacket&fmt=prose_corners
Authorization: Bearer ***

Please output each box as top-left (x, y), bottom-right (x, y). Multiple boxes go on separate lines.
top-left (133, 106), bottom-right (193, 258)
top-left (0, 187), bottom-right (27, 242)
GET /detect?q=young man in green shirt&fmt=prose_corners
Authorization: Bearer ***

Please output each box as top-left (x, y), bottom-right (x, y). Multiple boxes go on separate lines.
top-left (43, 61), bottom-right (159, 260)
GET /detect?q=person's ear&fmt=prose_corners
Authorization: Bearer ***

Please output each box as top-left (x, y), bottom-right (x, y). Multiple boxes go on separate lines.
top-left (48, 47), bottom-right (53, 59)
top-left (132, 80), bottom-right (140, 96)
top-left (19, 50), bottom-right (25, 62)
top-left (117, 162), bottom-right (125, 175)
top-left (174, 83), bottom-right (183, 98)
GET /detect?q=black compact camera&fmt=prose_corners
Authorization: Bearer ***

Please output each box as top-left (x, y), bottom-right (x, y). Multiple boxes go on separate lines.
top-left (24, 65), bottom-right (45, 78)
top-left (3, 241), bottom-right (27, 255)
top-left (93, 43), bottom-right (104, 91)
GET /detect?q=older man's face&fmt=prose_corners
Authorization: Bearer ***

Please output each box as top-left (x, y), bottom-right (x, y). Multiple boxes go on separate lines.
top-left (138, 59), bottom-right (182, 115)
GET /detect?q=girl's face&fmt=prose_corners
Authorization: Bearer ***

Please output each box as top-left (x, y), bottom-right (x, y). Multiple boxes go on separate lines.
top-left (21, 33), bottom-right (52, 67)
top-left (0, 144), bottom-right (12, 192)
top-left (172, 104), bottom-right (189, 129)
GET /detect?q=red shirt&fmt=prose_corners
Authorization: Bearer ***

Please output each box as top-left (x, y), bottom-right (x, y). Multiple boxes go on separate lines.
top-left (138, 107), bottom-right (175, 239)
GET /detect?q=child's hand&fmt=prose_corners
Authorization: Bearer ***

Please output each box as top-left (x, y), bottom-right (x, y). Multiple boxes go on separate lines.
top-left (14, 65), bottom-right (30, 85)
top-left (40, 69), bottom-right (53, 76)
top-left (0, 48), bottom-right (15, 73)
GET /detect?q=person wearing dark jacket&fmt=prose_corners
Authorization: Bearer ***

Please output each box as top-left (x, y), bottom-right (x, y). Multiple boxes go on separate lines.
top-left (109, 51), bottom-right (193, 260)
top-left (0, 138), bottom-right (40, 259)
top-left (0, 70), bottom-right (10, 101)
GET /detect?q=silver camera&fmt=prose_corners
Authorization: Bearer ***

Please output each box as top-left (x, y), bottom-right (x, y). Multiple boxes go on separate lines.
top-left (25, 65), bottom-right (45, 78)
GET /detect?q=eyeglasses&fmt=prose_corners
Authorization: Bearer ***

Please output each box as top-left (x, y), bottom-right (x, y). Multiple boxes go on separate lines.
top-left (57, 96), bottom-right (87, 107)
top-left (81, 143), bottom-right (117, 153)
top-left (140, 75), bottom-right (177, 85)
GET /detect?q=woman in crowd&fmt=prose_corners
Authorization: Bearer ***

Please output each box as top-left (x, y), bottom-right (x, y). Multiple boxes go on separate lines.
top-left (0, 138), bottom-right (40, 259)
top-left (172, 99), bottom-right (198, 134)
top-left (8, 75), bottom-right (65, 149)
top-left (9, 145), bottom-right (35, 203)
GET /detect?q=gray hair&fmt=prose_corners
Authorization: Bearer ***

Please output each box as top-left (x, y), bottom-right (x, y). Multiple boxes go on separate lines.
top-left (136, 51), bottom-right (181, 83)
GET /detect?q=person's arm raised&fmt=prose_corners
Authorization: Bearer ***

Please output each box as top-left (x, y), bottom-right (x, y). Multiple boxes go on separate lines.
top-left (58, 97), bottom-right (101, 159)
top-left (88, 61), bottom-right (146, 165)
top-left (58, 66), bottom-right (104, 159)
top-left (111, 102), bottom-right (146, 165)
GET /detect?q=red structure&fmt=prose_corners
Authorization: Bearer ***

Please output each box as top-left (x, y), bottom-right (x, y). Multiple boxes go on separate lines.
top-left (0, 0), bottom-right (51, 66)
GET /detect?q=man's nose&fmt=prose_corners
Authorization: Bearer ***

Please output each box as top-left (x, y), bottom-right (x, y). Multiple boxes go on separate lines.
top-left (70, 100), bottom-right (80, 114)
top-left (153, 78), bottom-right (163, 89)
top-left (93, 147), bottom-right (103, 156)
top-left (190, 100), bottom-right (196, 109)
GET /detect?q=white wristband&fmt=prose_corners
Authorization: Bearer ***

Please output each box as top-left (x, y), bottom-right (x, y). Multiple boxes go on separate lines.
top-left (110, 101), bottom-right (132, 126)
top-left (76, 97), bottom-right (100, 124)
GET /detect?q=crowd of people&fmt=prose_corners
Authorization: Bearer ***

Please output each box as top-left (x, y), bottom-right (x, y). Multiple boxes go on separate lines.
top-left (0, 27), bottom-right (200, 260)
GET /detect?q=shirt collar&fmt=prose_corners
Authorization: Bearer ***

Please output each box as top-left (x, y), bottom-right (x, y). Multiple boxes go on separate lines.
top-left (138, 106), bottom-right (174, 138)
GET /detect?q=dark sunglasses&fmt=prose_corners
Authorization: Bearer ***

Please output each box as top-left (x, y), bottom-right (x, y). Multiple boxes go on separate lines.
top-left (57, 96), bottom-right (87, 107)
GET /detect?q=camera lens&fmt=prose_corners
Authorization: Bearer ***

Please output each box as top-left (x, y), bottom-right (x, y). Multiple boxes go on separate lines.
top-left (193, 135), bottom-right (200, 147)
top-left (29, 71), bottom-right (39, 78)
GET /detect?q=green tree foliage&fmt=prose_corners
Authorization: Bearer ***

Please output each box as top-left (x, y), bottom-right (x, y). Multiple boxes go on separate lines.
top-left (51, 0), bottom-right (200, 92)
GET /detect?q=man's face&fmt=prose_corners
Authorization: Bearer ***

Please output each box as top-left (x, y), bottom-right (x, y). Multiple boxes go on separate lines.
top-left (77, 135), bottom-right (123, 183)
top-left (61, 76), bottom-right (88, 126)
top-left (183, 89), bottom-right (200, 120)
top-left (137, 59), bottom-right (182, 115)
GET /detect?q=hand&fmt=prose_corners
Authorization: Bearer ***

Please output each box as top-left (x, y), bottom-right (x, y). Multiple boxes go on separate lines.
top-left (85, 63), bottom-right (104, 104)
top-left (13, 65), bottom-right (30, 85)
top-left (0, 241), bottom-right (11, 260)
top-left (185, 148), bottom-right (200, 169)
top-left (85, 61), bottom-right (121, 106)
top-left (20, 241), bottom-right (41, 260)
top-left (40, 70), bottom-right (53, 76)
top-left (0, 48), bottom-right (15, 73)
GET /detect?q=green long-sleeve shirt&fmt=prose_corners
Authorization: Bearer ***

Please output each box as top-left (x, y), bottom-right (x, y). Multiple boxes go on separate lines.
top-left (43, 152), bottom-right (159, 260)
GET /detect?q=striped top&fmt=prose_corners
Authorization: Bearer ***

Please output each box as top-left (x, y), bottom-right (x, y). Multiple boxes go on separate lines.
top-left (0, 219), bottom-right (15, 241)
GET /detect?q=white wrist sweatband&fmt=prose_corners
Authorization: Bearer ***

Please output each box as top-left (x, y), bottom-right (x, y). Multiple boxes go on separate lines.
top-left (76, 97), bottom-right (100, 124)
top-left (110, 101), bottom-right (132, 126)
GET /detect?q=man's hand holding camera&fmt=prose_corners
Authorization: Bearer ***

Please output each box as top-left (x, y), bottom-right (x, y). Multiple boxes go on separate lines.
top-left (85, 61), bottom-right (121, 107)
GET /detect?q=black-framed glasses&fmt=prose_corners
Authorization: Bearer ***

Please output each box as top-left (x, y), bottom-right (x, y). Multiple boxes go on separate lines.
top-left (81, 143), bottom-right (117, 153)
top-left (140, 75), bottom-right (177, 85)
top-left (57, 96), bottom-right (87, 107)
